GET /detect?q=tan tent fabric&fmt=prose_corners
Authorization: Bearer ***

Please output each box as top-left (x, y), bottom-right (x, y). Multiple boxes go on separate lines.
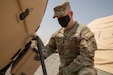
top-left (88, 15), bottom-right (113, 49)
top-left (88, 15), bottom-right (113, 74)
top-left (94, 50), bottom-right (113, 74)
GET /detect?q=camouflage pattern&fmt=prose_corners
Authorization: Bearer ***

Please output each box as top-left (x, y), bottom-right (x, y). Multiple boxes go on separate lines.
top-left (43, 21), bottom-right (97, 75)
top-left (53, 1), bottom-right (71, 18)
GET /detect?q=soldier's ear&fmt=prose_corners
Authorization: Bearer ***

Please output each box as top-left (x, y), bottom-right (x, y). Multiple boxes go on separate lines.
top-left (69, 11), bottom-right (73, 18)
top-left (71, 11), bottom-right (73, 16)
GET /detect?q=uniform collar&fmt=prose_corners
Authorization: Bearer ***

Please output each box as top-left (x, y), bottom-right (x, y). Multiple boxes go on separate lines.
top-left (60, 21), bottom-right (79, 35)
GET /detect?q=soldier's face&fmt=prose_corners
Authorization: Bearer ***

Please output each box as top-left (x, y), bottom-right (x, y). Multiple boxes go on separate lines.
top-left (58, 14), bottom-right (71, 27)
top-left (57, 10), bottom-right (73, 27)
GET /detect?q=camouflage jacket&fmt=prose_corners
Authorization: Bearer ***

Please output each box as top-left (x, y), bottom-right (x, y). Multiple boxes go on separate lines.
top-left (44, 21), bottom-right (97, 73)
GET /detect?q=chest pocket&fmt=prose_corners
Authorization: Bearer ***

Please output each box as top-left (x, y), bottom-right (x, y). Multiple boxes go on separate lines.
top-left (63, 34), bottom-right (80, 59)
top-left (65, 35), bottom-right (79, 49)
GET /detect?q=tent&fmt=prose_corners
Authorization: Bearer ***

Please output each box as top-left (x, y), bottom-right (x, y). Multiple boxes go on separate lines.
top-left (88, 15), bottom-right (113, 74)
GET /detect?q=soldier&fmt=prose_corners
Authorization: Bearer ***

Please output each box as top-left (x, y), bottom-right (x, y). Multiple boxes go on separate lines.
top-left (43, 1), bottom-right (97, 75)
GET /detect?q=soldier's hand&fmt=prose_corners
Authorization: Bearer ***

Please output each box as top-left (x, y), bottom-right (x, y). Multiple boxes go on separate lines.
top-left (63, 62), bottom-right (78, 75)
top-left (42, 49), bottom-right (49, 59)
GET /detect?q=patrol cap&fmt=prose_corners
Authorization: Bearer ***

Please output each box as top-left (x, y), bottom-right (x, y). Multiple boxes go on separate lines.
top-left (53, 1), bottom-right (71, 18)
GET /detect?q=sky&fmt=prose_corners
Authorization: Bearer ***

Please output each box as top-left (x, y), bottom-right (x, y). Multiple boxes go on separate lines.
top-left (36, 0), bottom-right (113, 44)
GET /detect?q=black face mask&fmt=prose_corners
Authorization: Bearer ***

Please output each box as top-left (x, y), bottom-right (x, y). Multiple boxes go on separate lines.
top-left (58, 15), bottom-right (70, 27)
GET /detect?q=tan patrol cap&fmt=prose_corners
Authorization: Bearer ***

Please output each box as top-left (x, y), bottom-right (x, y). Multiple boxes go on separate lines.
top-left (53, 1), bottom-right (71, 18)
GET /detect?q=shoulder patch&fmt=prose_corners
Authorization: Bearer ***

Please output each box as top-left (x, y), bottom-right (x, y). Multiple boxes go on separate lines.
top-left (85, 31), bottom-right (94, 39)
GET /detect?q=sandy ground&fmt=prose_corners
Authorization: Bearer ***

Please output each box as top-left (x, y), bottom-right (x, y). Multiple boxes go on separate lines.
top-left (34, 53), bottom-right (60, 75)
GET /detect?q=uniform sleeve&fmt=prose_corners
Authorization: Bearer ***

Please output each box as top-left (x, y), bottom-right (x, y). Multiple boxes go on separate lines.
top-left (77, 27), bottom-right (97, 66)
top-left (65, 27), bottom-right (97, 74)
top-left (43, 33), bottom-right (57, 58)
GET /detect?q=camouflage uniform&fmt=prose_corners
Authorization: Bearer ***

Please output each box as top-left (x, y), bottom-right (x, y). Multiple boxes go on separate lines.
top-left (44, 21), bottom-right (97, 75)
top-left (43, 1), bottom-right (97, 75)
